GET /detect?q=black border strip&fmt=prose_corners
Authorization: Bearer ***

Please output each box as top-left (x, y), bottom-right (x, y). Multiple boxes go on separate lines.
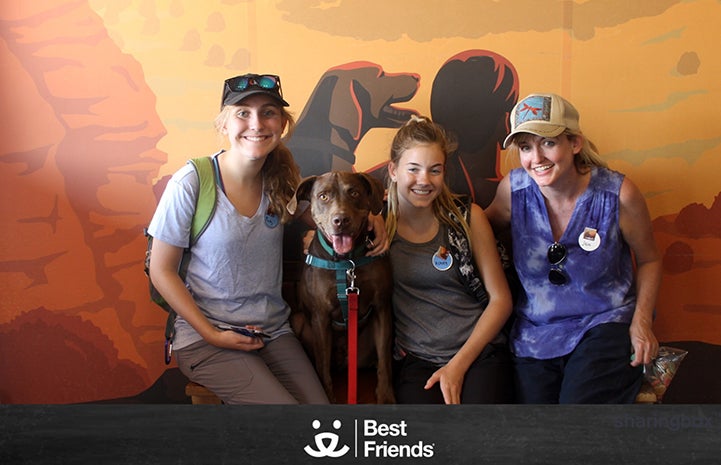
top-left (2, 405), bottom-right (719, 464)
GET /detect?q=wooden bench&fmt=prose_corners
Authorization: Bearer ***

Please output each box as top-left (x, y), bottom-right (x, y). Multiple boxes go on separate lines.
top-left (185, 381), bottom-right (222, 405)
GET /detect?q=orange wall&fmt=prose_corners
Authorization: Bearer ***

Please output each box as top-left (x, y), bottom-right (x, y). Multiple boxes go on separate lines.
top-left (1, 0), bottom-right (720, 403)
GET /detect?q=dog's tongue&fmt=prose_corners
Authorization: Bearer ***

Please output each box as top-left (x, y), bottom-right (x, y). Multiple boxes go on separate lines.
top-left (332, 234), bottom-right (354, 255)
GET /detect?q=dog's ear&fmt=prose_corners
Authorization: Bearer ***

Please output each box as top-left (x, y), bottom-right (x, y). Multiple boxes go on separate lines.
top-left (330, 79), bottom-right (363, 141)
top-left (287, 176), bottom-right (316, 215)
top-left (357, 173), bottom-right (386, 215)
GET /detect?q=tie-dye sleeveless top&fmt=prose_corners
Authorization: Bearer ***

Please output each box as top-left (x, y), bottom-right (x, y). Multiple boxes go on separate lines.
top-left (509, 166), bottom-right (636, 359)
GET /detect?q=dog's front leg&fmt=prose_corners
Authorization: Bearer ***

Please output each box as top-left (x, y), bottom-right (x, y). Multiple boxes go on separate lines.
top-left (373, 306), bottom-right (396, 404)
top-left (310, 310), bottom-right (336, 403)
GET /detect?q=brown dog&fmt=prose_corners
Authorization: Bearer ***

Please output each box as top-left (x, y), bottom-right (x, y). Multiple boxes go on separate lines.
top-left (287, 171), bottom-right (394, 404)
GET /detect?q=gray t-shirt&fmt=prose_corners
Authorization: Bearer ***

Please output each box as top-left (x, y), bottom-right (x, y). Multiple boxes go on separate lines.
top-left (147, 160), bottom-right (291, 350)
top-left (390, 224), bottom-right (488, 365)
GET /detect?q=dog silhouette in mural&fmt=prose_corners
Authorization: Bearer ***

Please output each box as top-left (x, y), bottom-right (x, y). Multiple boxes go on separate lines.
top-left (431, 50), bottom-right (519, 208)
top-left (367, 50), bottom-right (519, 209)
top-left (286, 62), bottom-right (420, 177)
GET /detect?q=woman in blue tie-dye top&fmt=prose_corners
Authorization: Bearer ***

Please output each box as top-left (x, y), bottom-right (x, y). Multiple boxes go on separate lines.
top-left (486, 93), bottom-right (662, 403)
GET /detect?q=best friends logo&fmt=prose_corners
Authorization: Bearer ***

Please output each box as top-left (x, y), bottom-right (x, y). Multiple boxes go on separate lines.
top-left (304, 418), bottom-right (435, 459)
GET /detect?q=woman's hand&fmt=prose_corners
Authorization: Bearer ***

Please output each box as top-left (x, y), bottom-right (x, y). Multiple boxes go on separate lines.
top-left (629, 317), bottom-right (658, 366)
top-left (366, 213), bottom-right (389, 256)
top-left (210, 327), bottom-right (265, 352)
top-left (302, 230), bottom-right (315, 255)
top-left (424, 363), bottom-right (465, 404)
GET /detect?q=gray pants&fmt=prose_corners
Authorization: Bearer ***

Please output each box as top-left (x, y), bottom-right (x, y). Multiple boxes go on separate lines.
top-left (176, 333), bottom-right (329, 405)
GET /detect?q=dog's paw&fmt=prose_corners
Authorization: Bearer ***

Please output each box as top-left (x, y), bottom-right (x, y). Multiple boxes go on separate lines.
top-left (375, 388), bottom-right (396, 404)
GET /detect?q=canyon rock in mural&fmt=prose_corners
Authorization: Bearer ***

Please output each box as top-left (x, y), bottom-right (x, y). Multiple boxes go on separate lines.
top-left (0, 1), bottom-right (167, 403)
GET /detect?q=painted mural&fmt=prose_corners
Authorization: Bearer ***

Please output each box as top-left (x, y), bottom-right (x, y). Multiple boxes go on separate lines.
top-left (1, 0), bottom-right (720, 403)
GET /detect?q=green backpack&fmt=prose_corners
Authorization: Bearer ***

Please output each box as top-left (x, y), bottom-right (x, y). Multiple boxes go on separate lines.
top-left (143, 154), bottom-right (220, 364)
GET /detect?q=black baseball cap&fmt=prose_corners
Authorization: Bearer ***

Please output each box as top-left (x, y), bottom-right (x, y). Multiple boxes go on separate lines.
top-left (221, 73), bottom-right (289, 109)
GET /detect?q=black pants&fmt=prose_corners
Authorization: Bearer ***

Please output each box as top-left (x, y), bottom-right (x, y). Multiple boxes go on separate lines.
top-left (513, 322), bottom-right (643, 404)
top-left (393, 344), bottom-right (515, 404)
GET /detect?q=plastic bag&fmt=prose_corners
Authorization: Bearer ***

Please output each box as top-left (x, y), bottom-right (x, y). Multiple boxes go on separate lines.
top-left (643, 346), bottom-right (688, 402)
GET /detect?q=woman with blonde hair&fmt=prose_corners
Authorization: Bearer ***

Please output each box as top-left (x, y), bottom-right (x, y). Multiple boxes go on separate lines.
top-left (486, 93), bottom-right (661, 403)
top-left (387, 115), bottom-right (514, 404)
top-left (147, 74), bottom-right (328, 404)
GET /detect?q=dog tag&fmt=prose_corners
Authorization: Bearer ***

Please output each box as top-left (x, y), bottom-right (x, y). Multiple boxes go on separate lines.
top-left (265, 212), bottom-right (279, 228)
top-left (578, 227), bottom-right (600, 252)
top-left (432, 246), bottom-right (453, 271)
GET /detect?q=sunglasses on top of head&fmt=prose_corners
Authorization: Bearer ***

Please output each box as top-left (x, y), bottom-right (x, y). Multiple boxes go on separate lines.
top-left (226, 74), bottom-right (283, 95)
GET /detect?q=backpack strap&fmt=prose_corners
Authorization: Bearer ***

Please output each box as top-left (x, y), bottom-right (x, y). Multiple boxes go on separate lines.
top-left (162, 153), bottom-right (221, 363)
top-left (188, 155), bottom-right (219, 244)
top-left (447, 195), bottom-right (490, 308)
top-left (448, 195), bottom-right (518, 340)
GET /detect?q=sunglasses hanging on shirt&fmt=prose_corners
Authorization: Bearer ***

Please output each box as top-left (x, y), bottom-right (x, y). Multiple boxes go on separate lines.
top-left (547, 242), bottom-right (568, 285)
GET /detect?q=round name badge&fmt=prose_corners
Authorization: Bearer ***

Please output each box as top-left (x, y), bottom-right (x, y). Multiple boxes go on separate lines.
top-left (432, 246), bottom-right (453, 271)
top-left (265, 212), bottom-right (279, 228)
top-left (578, 227), bottom-right (601, 252)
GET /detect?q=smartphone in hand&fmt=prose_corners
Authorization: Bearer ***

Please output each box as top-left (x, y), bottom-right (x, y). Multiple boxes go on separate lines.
top-left (217, 324), bottom-right (271, 339)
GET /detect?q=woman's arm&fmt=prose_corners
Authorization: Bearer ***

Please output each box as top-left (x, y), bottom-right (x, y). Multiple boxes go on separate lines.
top-left (148, 238), bottom-right (264, 351)
top-left (484, 175), bottom-right (512, 234)
top-left (619, 177), bottom-right (661, 366)
top-left (425, 203), bottom-right (514, 403)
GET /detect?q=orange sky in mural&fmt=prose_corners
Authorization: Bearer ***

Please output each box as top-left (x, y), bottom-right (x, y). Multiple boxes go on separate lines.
top-left (91, 0), bottom-right (721, 217)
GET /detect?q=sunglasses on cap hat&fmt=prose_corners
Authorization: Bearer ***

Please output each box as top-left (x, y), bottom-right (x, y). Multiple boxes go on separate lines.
top-left (221, 74), bottom-right (289, 108)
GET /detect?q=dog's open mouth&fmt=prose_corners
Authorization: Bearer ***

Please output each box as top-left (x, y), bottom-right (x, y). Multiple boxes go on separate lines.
top-left (381, 104), bottom-right (418, 126)
top-left (331, 234), bottom-right (354, 255)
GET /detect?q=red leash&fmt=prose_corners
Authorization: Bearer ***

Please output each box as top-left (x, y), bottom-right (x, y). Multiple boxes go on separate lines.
top-left (305, 248), bottom-right (378, 405)
top-left (347, 290), bottom-right (359, 404)
top-left (345, 264), bottom-right (359, 404)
